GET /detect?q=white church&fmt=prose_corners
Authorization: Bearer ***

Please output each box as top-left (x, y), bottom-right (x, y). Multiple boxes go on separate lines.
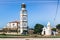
top-left (42, 22), bottom-right (52, 36)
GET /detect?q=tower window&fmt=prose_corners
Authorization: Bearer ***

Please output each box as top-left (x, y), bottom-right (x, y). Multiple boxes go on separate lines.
top-left (23, 16), bottom-right (27, 20)
top-left (22, 10), bottom-right (27, 14)
top-left (13, 24), bottom-right (15, 26)
top-left (22, 22), bottom-right (27, 27)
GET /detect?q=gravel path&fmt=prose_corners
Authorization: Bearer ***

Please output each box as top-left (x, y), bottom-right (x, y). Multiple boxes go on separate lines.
top-left (0, 38), bottom-right (60, 40)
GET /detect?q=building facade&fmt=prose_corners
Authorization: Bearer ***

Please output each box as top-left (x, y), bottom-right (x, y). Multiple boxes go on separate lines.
top-left (7, 21), bottom-right (20, 28)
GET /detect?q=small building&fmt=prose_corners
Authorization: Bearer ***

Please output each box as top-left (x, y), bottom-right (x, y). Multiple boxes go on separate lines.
top-left (42, 22), bottom-right (52, 36)
top-left (3, 21), bottom-right (20, 34)
top-left (7, 21), bottom-right (20, 28)
top-left (28, 28), bottom-right (34, 34)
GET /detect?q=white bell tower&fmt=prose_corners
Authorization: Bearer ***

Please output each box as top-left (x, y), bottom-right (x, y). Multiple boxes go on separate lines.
top-left (20, 3), bottom-right (28, 34)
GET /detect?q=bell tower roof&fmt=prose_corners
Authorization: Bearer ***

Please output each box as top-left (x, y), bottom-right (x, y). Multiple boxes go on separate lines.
top-left (21, 3), bottom-right (26, 8)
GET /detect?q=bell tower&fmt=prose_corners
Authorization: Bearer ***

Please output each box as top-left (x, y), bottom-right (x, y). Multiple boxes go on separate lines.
top-left (20, 3), bottom-right (28, 34)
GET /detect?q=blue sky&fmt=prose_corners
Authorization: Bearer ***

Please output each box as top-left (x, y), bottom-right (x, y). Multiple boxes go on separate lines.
top-left (0, 0), bottom-right (60, 28)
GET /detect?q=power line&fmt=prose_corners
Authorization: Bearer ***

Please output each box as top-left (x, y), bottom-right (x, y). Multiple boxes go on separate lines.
top-left (54, 0), bottom-right (59, 26)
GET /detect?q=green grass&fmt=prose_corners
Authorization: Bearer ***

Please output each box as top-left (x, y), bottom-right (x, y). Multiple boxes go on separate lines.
top-left (0, 34), bottom-right (29, 36)
top-left (0, 34), bottom-right (29, 38)
top-left (0, 34), bottom-right (60, 38)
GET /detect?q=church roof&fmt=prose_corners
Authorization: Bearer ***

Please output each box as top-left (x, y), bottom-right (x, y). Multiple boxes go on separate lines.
top-left (9, 21), bottom-right (20, 23)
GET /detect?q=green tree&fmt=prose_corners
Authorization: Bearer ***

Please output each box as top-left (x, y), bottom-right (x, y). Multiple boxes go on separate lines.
top-left (51, 28), bottom-right (56, 31)
top-left (56, 24), bottom-right (60, 30)
top-left (34, 24), bottom-right (44, 34)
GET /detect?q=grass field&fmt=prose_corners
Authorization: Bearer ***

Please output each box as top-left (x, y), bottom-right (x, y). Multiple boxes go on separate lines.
top-left (0, 34), bottom-right (29, 38)
top-left (0, 34), bottom-right (60, 38)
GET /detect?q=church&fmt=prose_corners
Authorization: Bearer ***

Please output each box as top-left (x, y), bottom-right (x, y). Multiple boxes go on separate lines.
top-left (42, 22), bottom-right (52, 36)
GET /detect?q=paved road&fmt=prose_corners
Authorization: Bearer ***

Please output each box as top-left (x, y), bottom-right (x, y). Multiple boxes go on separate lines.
top-left (0, 38), bottom-right (60, 40)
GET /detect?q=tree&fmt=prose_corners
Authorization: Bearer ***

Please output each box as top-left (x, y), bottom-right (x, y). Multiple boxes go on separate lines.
top-left (56, 24), bottom-right (60, 30)
top-left (34, 24), bottom-right (44, 34)
top-left (51, 28), bottom-right (56, 31)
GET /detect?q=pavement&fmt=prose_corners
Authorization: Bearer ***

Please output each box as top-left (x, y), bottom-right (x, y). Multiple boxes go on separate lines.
top-left (0, 38), bottom-right (60, 40)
